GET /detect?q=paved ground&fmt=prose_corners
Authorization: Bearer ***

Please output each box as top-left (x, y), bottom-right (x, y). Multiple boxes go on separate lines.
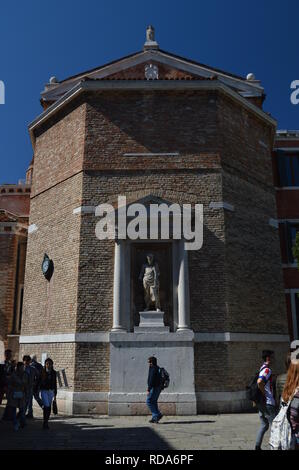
top-left (0, 404), bottom-right (269, 450)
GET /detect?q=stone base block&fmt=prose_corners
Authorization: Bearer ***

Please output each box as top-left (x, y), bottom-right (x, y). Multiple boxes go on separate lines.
top-left (108, 401), bottom-right (196, 416)
top-left (72, 401), bottom-right (108, 415)
top-left (108, 392), bottom-right (197, 416)
top-left (134, 311), bottom-right (169, 332)
top-left (55, 390), bottom-right (109, 416)
top-left (43, 389), bottom-right (253, 416)
top-left (109, 331), bottom-right (195, 407)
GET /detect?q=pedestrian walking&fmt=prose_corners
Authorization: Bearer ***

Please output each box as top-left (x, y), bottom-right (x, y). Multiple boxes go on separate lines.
top-left (255, 350), bottom-right (277, 450)
top-left (0, 349), bottom-right (14, 404)
top-left (281, 358), bottom-right (299, 449)
top-left (269, 355), bottom-right (299, 450)
top-left (23, 355), bottom-right (37, 419)
top-left (7, 362), bottom-right (28, 431)
top-left (0, 349), bottom-right (14, 421)
top-left (30, 354), bottom-right (44, 413)
top-left (39, 358), bottom-right (57, 429)
top-left (146, 356), bottom-right (163, 423)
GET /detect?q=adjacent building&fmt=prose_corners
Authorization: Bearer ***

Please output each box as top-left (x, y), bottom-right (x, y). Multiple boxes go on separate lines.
top-left (273, 130), bottom-right (299, 340)
top-left (0, 161), bottom-right (32, 357)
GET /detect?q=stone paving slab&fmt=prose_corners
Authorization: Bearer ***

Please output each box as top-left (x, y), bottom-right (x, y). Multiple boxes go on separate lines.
top-left (0, 405), bottom-right (270, 450)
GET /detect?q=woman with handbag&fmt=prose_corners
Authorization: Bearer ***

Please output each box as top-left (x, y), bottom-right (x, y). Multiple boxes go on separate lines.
top-left (7, 362), bottom-right (29, 431)
top-left (281, 358), bottom-right (299, 450)
top-left (39, 358), bottom-right (57, 429)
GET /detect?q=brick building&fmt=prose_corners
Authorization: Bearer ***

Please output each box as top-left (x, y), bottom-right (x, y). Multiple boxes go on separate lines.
top-left (16, 27), bottom-right (289, 415)
top-left (0, 161), bottom-right (32, 358)
top-left (273, 130), bottom-right (299, 341)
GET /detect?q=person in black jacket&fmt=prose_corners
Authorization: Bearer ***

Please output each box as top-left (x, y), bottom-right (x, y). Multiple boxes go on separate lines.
top-left (39, 358), bottom-right (57, 429)
top-left (1, 349), bottom-right (14, 421)
top-left (146, 356), bottom-right (163, 423)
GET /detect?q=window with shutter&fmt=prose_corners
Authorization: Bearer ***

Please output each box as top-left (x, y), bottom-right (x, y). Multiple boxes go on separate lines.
top-left (285, 222), bottom-right (299, 263)
top-left (277, 151), bottom-right (299, 187)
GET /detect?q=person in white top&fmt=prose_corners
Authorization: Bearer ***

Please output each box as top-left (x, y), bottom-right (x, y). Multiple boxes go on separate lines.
top-left (255, 350), bottom-right (277, 450)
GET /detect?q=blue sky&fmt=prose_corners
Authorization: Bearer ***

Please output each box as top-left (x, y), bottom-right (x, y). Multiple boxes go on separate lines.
top-left (0, 0), bottom-right (298, 184)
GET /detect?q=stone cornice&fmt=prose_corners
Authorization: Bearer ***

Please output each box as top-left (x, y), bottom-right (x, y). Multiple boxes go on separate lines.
top-left (19, 331), bottom-right (289, 344)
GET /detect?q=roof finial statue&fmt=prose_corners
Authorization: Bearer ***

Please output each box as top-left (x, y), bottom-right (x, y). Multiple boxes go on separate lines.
top-left (144, 25), bottom-right (159, 51)
top-left (146, 25), bottom-right (155, 42)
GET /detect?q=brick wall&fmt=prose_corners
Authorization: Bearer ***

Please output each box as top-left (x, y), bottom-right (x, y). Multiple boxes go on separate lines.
top-left (0, 234), bottom-right (17, 345)
top-left (22, 87), bottom-right (288, 402)
top-left (19, 342), bottom-right (76, 389)
top-left (223, 172), bottom-right (287, 333)
top-left (31, 100), bottom-right (86, 197)
top-left (195, 341), bottom-right (289, 392)
top-left (74, 343), bottom-right (110, 391)
top-left (21, 173), bottom-right (83, 335)
top-left (78, 171), bottom-right (226, 332)
top-left (218, 94), bottom-right (274, 187)
top-left (83, 90), bottom-right (221, 172)
top-left (0, 188), bottom-right (30, 355)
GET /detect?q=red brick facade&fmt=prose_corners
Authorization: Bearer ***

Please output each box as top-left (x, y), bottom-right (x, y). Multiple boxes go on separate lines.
top-left (273, 131), bottom-right (299, 340)
top-left (0, 181), bottom-right (31, 357)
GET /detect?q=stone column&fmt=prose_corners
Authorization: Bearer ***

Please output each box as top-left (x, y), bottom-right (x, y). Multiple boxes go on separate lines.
top-left (177, 240), bottom-right (191, 330)
top-left (112, 240), bottom-right (126, 331)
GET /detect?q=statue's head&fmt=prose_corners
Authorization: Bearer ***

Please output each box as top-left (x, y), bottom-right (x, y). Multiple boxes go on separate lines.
top-left (146, 253), bottom-right (154, 265)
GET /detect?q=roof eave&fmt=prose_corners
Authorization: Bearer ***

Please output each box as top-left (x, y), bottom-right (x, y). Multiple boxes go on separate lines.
top-left (40, 49), bottom-right (264, 104)
top-left (29, 80), bottom-right (276, 146)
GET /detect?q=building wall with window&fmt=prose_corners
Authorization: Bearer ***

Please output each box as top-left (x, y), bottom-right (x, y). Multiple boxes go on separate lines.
top-left (273, 130), bottom-right (299, 340)
top-left (0, 176), bottom-right (31, 358)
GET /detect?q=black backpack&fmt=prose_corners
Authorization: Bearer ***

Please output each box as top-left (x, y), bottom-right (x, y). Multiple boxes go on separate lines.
top-left (246, 365), bottom-right (268, 403)
top-left (159, 367), bottom-right (170, 390)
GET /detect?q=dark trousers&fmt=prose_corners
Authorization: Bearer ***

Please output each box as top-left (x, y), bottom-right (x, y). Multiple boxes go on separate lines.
top-left (0, 385), bottom-right (7, 405)
top-left (25, 389), bottom-right (44, 415)
top-left (12, 407), bottom-right (25, 429)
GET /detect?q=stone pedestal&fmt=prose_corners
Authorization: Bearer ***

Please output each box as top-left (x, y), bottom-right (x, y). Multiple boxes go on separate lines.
top-left (108, 330), bottom-right (196, 415)
top-left (134, 310), bottom-right (169, 332)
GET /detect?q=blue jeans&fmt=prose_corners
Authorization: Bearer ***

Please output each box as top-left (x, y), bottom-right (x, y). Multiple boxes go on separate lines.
top-left (256, 404), bottom-right (277, 448)
top-left (41, 389), bottom-right (55, 408)
top-left (146, 387), bottom-right (162, 420)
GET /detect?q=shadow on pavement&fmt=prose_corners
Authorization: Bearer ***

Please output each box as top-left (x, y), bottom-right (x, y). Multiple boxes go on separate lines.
top-left (0, 408), bottom-right (173, 450)
top-left (161, 420), bottom-right (215, 425)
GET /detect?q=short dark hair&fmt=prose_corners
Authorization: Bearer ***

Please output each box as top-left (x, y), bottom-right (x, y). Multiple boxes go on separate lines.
top-left (148, 356), bottom-right (157, 366)
top-left (45, 357), bottom-right (53, 366)
top-left (262, 350), bottom-right (274, 361)
top-left (5, 349), bottom-right (12, 355)
top-left (23, 355), bottom-right (31, 362)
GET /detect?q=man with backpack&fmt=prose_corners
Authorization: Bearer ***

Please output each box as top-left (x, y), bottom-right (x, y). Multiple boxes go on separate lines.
top-left (146, 356), bottom-right (169, 424)
top-left (255, 350), bottom-right (277, 450)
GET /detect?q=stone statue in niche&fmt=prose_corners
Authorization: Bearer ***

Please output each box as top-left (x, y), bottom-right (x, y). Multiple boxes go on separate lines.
top-left (139, 253), bottom-right (161, 311)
